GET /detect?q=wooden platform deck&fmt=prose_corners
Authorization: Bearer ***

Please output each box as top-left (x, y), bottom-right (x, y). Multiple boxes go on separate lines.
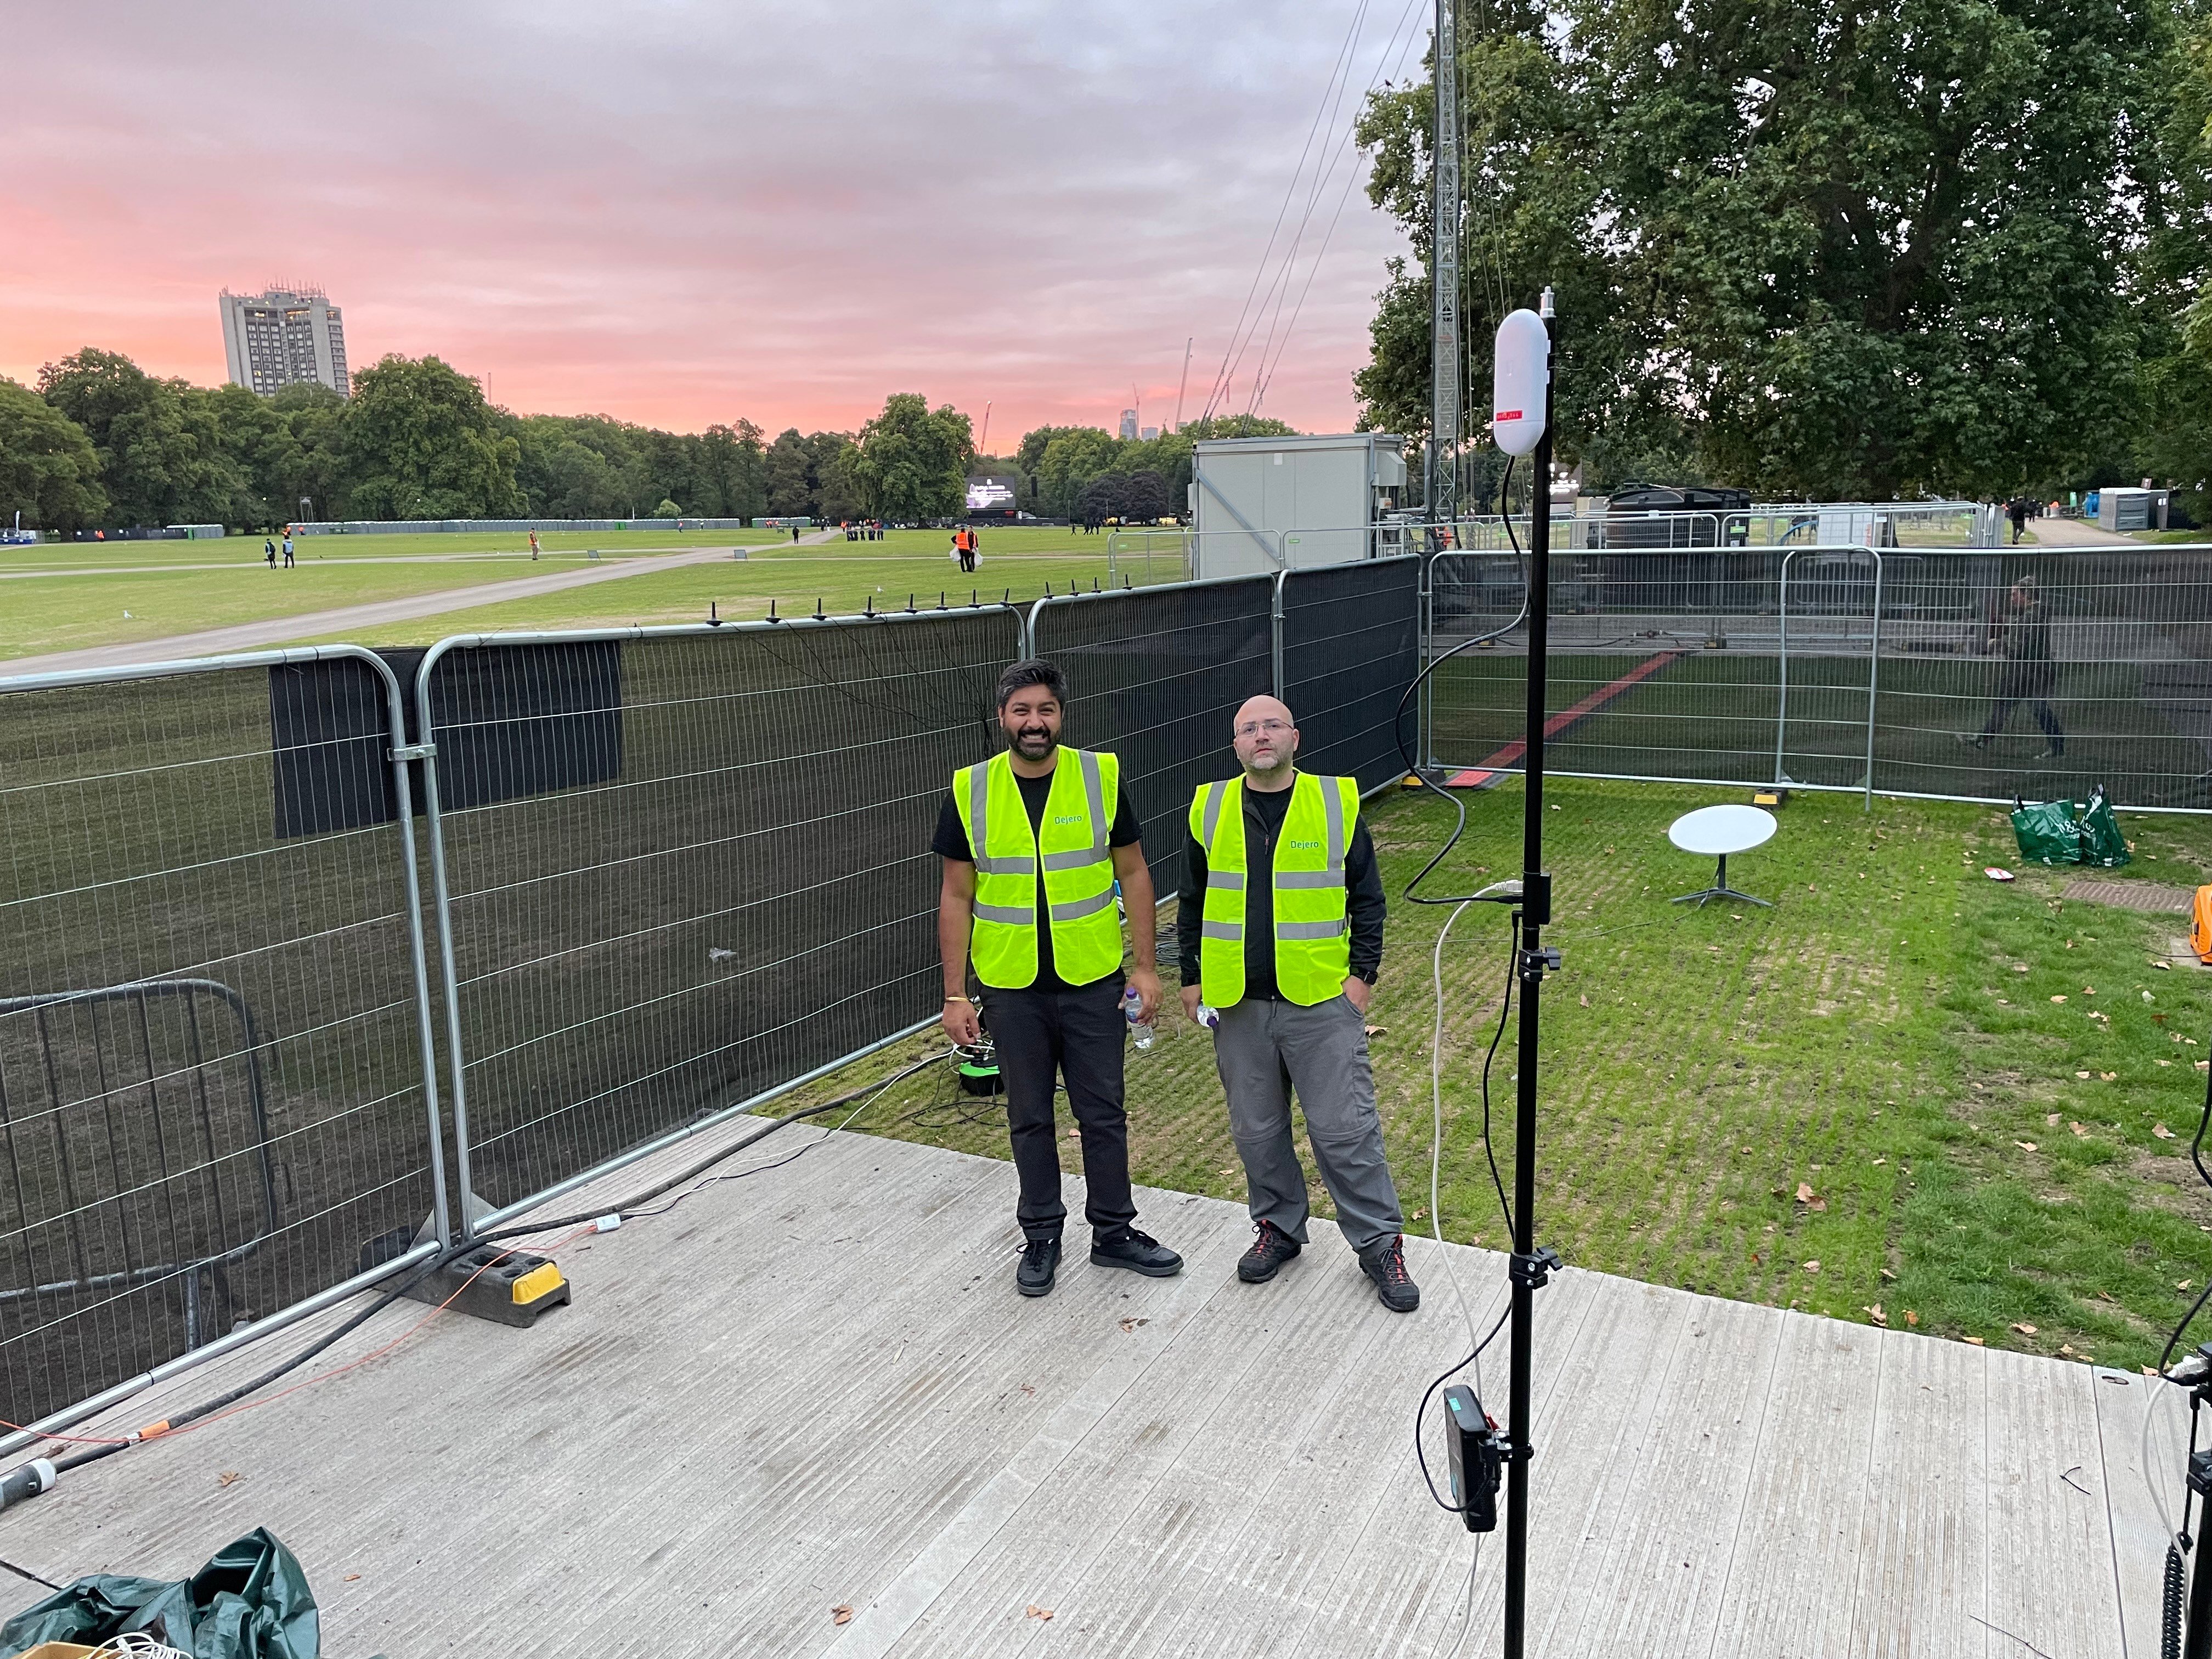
top-left (2, 1119), bottom-right (2183, 1657)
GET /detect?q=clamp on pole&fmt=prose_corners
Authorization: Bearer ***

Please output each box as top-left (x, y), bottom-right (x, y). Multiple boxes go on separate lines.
top-left (1509, 1246), bottom-right (1563, 1292)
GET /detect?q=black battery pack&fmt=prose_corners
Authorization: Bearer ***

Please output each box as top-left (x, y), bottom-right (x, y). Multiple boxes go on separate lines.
top-left (1443, 1384), bottom-right (1505, 1533)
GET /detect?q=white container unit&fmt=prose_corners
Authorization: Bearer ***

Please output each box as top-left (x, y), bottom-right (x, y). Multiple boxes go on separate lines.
top-left (1189, 433), bottom-right (1409, 578)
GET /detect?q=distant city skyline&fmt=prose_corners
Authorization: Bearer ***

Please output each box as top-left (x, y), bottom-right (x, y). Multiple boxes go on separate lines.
top-left (219, 287), bottom-right (349, 397)
top-left (0, 1), bottom-right (1410, 441)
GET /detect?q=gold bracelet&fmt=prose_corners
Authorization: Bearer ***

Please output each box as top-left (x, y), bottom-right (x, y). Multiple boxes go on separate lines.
top-left (945, 994), bottom-right (972, 1003)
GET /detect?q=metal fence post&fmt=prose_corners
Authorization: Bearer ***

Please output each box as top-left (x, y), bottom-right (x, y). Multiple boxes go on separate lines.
top-left (1864, 550), bottom-right (1885, 811)
top-left (411, 642), bottom-right (477, 1232)
top-left (1272, 568), bottom-right (1288, 699)
top-left (1774, 550), bottom-right (1796, 786)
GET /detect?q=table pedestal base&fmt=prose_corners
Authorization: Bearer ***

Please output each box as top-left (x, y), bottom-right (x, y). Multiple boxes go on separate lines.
top-left (1671, 854), bottom-right (1771, 909)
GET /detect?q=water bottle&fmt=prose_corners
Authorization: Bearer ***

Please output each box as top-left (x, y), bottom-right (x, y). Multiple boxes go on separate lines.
top-left (1194, 1002), bottom-right (1221, 1030)
top-left (1121, 985), bottom-right (1154, 1051)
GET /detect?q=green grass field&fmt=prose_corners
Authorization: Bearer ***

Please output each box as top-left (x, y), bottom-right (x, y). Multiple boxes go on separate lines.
top-left (0, 526), bottom-right (1131, 659)
top-left (780, 777), bottom-right (2212, 1372)
top-left (286, 527), bottom-right (1128, 646)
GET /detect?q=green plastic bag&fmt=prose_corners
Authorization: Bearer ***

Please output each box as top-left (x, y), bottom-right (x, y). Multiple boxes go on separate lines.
top-left (2081, 786), bottom-right (2131, 868)
top-left (1, 1527), bottom-right (318, 1658)
top-left (2011, 797), bottom-right (2084, 866)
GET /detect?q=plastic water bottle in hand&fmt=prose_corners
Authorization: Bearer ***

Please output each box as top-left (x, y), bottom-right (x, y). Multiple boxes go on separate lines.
top-left (1121, 985), bottom-right (1154, 1051)
top-left (1194, 1002), bottom-right (1220, 1030)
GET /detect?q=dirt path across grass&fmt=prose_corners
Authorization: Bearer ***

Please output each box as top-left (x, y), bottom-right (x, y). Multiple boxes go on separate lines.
top-left (0, 530), bottom-right (842, 676)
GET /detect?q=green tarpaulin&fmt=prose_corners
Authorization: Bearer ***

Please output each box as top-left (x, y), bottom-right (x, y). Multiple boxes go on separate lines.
top-left (1, 1528), bottom-right (318, 1659)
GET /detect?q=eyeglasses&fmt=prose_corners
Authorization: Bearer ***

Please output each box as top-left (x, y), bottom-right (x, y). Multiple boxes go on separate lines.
top-left (1234, 719), bottom-right (1292, 737)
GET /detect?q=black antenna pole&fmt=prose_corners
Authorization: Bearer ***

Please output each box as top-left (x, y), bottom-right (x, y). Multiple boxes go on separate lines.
top-left (1502, 286), bottom-right (1560, 1659)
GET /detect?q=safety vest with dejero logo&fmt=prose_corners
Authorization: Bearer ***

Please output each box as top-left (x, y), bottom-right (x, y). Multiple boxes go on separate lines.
top-left (1190, 772), bottom-right (1356, 1007)
top-left (953, 748), bottom-right (1123, 989)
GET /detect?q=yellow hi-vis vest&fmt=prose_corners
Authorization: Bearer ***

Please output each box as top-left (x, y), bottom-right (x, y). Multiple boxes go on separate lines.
top-left (954, 748), bottom-right (1124, 990)
top-left (1190, 772), bottom-right (1357, 1007)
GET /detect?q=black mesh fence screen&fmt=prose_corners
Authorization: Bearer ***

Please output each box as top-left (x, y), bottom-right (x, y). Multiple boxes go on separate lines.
top-left (1030, 578), bottom-right (1276, 898)
top-left (423, 609), bottom-right (1022, 1214)
top-left (1426, 544), bottom-right (2212, 808)
top-left (1280, 556), bottom-right (1421, 791)
top-left (0, 656), bottom-right (441, 1427)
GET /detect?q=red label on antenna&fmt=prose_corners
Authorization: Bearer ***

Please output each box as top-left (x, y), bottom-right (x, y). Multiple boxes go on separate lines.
top-left (1496, 410), bottom-right (1523, 421)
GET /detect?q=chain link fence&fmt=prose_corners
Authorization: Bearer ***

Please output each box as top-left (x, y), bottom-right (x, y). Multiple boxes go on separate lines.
top-left (0, 648), bottom-right (448, 1444)
top-left (1427, 543), bottom-right (2212, 810)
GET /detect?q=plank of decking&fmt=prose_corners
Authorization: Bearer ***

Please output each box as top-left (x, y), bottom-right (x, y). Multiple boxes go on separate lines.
top-left (1983, 1346), bottom-right (2125, 1658)
top-left (2096, 1365), bottom-right (2187, 1657)
top-left (1848, 1325), bottom-right (1990, 1658)
top-left (1703, 1311), bottom-right (1884, 1657)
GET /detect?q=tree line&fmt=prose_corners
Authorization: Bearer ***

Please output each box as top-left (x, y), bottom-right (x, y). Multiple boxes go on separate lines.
top-left (0, 348), bottom-right (1305, 533)
top-left (1354, 0), bottom-right (2212, 514)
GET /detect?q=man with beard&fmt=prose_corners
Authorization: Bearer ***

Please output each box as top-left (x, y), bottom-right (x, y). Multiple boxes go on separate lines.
top-left (936, 659), bottom-right (1182, 1296)
top-left (1178, 694), bottom-right (1414, 1310)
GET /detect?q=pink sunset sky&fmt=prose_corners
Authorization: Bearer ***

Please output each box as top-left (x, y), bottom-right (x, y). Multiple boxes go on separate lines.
top-left (2, 0), bottom-right (1422, 448)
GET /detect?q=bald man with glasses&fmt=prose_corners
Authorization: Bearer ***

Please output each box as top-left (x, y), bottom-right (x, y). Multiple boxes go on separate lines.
top-left (1177, 695), bottom-right (1415, 1311)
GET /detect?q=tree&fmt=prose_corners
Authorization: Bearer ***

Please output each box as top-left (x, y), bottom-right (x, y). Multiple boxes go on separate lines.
top-left (2137, 14), bottom-right (2212, 517)
top-left (0, 376), bottom-right (105, 531)
top-left (337, 354), bottom-right (523, 518)
top-left (38, 348), bottom-right (244, 526)
top-left (653, 496), bottom-right (681, 517)
top-left (848, 395), bottom-right (972, 522)
top-left (1357, 0), bottom-right (2168, 499)
top-left (763, 428), bottom-right (815, 515)
top-left (1037, 428), bottom-right (1122, 517)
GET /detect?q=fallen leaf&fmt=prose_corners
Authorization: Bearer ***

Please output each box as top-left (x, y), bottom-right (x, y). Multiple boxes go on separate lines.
top-left (342, 1573), bottom-right (362, 1582)
top-left (2181, 1280), bottom-right (2194, 1292)
top-left (1905, 1310), bottom-right (1920, 1327)
top-left (1872, 1156), bottom-right (1887, 1166)
top-left (1026, 1606), bottom-right (1056, 1622)
top-left (2016, 1141), bottom-right (2038, 1152)
top-left (1364, 1024), bottom-right (1387, 1037)
top-left (2100, 1073), bottom-right (2118, 1082)
top-left (2084, 986), bottom-right (2096, 996)
top-left (2071, 1121), bottom-right (2091, 1136)
top-left (2155, 960), bottom-right (2172, 970)
top-left (2145, 990), bottom-right (2157, 1002)
top-left (1880, 1267), bottom-right (1898, 1280)
top-left (1118, 1316), bottom-right (1149, 1333)
top-left (2051, 995), bottom-right (2068, 1003)
top-left (1066, 1128), bottom-right (1080, 1139)
top-left (2157, 1122), bottom-right (2177, 1139)
top-left (1795, 1182), bottom-right (1816, 1204)
top-left (832, 1606), bottom-right (854, 1627)
top-left (217, 1471), bottom-right (242, 1488)
top-left (1578, 993), bottom-right (1589, 1007)
top-left (2046, 1113), bottom-right (2063, 1125)
top-left (2012, 1322), bottom-right (2038, 1335)
top-left (1965, 1335), bottom-right (1987, 1346)
top-left (2059, 1344), bottom-right (2078, 1357)
top-left (1864, 1304), bottom-right (1889, 1327)
top-left (1802, 1260), bottom-right (1820, 1273)
top-left (2014, 963), bottom-right (2030, 973)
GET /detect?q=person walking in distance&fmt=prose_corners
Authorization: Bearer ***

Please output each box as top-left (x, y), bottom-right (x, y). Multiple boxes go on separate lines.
top-left (958, 527), bottom-right (979, 574)
top-left (281, 531), bottom-right (294, 567)
top-left (529, 529), bottom-right (541, 561)
top-left (264, 537), bottom-right (276, 569)
top-left (936, 659), bottom-right (1182, 1297)
top-left (2007, 496), bottom-right (2029, 545)
top-left (1959, 574), bottom-right (2064, 759)
top-left (1179, 695), bottom-right (1415, 1310)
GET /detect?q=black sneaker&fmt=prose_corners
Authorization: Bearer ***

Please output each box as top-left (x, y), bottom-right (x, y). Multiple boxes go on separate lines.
top-left (1359, 1235), bottom-right (1421, 1312)
top-left (1090, 1226), bottom-right (1183, 1277)
top-left (1238, 1220), bottom-right (1302, 1283)
top-left (1017, 1235), bottom-right (1061, 1297)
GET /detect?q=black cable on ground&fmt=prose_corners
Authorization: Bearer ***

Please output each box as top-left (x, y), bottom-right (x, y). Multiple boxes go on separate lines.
top-left (0, 1555), bottom-right (60, 1590)
top-left (3, 1049), bottom-right (955, 1506)
top-left (1392, 459), bottom-right (1531, 907)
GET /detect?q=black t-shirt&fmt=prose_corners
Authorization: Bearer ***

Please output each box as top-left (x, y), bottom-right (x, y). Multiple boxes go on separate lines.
top-left (933, 759), bottom-right (1144, 992)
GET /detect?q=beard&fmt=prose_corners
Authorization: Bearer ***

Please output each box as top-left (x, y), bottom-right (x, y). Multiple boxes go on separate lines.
top-left (1012, 725), bottom-right (1057, 758)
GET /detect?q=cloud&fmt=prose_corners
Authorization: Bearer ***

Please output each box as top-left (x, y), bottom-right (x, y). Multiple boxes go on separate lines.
top-left (0, 0), bottom-right (1417, 444)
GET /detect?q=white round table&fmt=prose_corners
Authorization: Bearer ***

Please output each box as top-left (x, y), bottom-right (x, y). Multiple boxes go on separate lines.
top-left (1667, 804), bottom-right (1777, 907)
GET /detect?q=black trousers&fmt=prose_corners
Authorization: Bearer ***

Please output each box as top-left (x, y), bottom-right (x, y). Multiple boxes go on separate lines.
top-left (984, 972), bottom-right (1136, 1242)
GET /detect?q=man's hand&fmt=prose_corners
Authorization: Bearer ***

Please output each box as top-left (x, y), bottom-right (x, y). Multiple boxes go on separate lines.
top-left (1128, 964), bottom-right (1162, 1023)
top-left (942, 996), bottom-right (981, 1046)
top-left (1179, 983), bottom-right (1204, 1022)
top-left (1342, 977), bottom-right (1372, 1015)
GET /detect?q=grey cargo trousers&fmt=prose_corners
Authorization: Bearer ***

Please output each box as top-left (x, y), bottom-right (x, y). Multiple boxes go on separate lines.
top-left (1210, 993), bottom-right (1404, 1254)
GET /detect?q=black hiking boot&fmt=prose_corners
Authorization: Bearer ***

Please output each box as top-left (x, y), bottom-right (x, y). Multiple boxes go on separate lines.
top-left (1238, 1220), bottom-right (1303, 1283)
top-left (1359, 1234), bottom-right (1421, 1312)
top-left (1090, 1226), bottom-right (1183, 1278)
top-left (1017, 1235), bottom-right (1061, 1297)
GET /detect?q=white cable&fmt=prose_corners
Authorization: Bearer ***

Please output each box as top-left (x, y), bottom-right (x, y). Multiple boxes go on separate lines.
top-left (1431, 899), bottom-right (1482, 1358)
top-left (2146, 1375), bottom-right (2187, 1551)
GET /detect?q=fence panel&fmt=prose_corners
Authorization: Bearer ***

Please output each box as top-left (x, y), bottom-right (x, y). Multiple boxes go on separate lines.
top-left (0, 650), bottom-right (445, 1436)
top-left (1030, 576), bottom-right (1276, 896)
top-left (1426, 542), bottom-right (2212, 811)
top-left (417, 608), bottom-right (1023, 1224)
top-left (1428, 548), bottom-right (1791, 787)
top-left (1279, 556), bottom-right (1422, 792)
